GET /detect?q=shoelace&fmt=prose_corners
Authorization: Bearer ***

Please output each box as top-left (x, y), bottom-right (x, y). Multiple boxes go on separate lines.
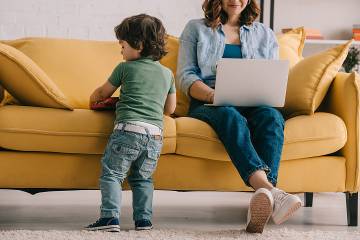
top-left (89, 219), bottom-right (103, 227)
top-left (273, 190), bottom-right (288, 209)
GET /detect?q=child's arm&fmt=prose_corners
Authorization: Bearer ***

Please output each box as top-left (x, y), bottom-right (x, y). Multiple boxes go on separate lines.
top-left (163, 93), bottom-right (176, 116)
top-left (89, 81), bottom-right (117, 108)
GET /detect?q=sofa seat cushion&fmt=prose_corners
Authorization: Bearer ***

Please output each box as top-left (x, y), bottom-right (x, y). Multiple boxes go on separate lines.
top-left (0, 106), bottom-right (176, 154)
top-left (175, 112), bottom-right (347, 161)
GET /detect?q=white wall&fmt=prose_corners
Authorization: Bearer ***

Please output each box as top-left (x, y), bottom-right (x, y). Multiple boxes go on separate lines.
top-left (0, 0), bottom-right (204, 40)
top-left (274, 0), bottom-right (360, 40)
top-left (0, 0), bottom-right (359, 40)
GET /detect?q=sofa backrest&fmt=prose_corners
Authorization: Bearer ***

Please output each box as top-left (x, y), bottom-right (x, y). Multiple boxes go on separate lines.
top-left (1, 36), bottom-right (184, 112)
top-left (1, 30), bottom-right (312, 116)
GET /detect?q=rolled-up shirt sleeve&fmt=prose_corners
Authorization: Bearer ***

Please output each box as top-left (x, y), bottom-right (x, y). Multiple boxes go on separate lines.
top-left (176, 20), bottom-right (202, 97)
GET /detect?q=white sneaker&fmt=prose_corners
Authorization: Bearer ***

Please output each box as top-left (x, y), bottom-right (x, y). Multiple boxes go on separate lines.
top-left (245, 188), bottom-right (274, 233)
top-left (271, 188), bottom-right (302, 225)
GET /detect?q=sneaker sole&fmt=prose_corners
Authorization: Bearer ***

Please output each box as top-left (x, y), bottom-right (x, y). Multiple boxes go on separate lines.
top-left (85, 225), bottom-right (120, 232)
top-left (246, 192), bottom-right (273, 234)
top-left (135, 226), bottom-right (153, 231)
top-left (273, 201), bottom-right (302, 225)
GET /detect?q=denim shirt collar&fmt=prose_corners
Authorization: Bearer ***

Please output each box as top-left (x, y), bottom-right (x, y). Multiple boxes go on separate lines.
top-left (216, 23), bottom-right (254, 60)
top-left (242, 24), bottom-right (253, 30)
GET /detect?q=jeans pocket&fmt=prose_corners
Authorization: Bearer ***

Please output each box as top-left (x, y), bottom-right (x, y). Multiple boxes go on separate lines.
top-left (109, 143), bottom-right (139, 172)
top-left (139, 149), bottom-right (160, 179)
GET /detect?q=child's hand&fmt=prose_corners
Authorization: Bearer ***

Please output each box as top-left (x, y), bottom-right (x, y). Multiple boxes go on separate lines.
top-left (90, 97), bottom-right (119, 111)
top-left (89, 81), bottom-right (118, 109)
top-left (89, 90), bottom-right (103, 108)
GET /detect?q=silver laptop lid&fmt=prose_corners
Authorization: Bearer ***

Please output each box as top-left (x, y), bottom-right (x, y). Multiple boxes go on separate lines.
top-left (212, 58), bottom-right (289, 107)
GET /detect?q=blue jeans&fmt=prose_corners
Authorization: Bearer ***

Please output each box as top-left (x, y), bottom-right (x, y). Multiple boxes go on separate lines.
top-left (188, 98), bottom-right (285, 187)
top-left (99, 123), bottom-right (162, 221)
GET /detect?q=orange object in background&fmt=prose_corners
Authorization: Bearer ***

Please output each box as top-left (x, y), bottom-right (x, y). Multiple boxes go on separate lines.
top-left (352, 24), bottom-right (360, 40)
top-left (282, 28), bottom-right (324, 40)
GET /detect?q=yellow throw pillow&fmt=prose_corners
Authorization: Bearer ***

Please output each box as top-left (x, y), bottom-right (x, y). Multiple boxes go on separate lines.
top-left (0, 43), bottom-right (73, 109)
top-left (283, 40), bottom-right (353, 117)
top-left (160, 35), bottom-right (179, 76)
top-left (277, 27), bottom-right (305, 68)
top-left (2, 38), bottom-right (123, 109)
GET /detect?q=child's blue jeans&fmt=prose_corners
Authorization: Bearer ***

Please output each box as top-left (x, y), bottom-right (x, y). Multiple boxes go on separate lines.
top-left (99, 123), bottom-right (162, 221)
top-left (188, 98), bottom-right (285, 187)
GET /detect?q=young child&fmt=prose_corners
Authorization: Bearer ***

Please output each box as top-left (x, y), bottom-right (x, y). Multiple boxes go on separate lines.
top-left (86, 14), bottom-right (176, 232)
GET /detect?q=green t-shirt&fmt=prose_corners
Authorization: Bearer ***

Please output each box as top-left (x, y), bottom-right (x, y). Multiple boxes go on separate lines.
top-left (108, 57), bottom-right (176, 128)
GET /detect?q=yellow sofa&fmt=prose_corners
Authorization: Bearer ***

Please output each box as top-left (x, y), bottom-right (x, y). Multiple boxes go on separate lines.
top-left (0, 36), bottom-right (358, 226)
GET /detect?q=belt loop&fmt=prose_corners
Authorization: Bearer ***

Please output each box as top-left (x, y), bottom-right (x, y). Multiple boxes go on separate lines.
top-left (143, 127), bottom-right (151, 141)
top-left (159, 129), bottom-right (163, 141)
top-left (121, 123), bottom-right (126, 132)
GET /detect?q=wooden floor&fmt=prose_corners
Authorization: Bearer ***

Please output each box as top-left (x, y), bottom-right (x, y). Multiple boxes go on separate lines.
top-left (0, 190), bottom-right (359, 232)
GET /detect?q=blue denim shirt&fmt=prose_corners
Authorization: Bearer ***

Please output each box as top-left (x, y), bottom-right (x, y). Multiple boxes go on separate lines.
top-left (176, 18), bottom-right (279, 96)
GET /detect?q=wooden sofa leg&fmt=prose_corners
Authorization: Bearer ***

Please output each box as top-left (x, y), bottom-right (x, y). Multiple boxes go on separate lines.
top-left (346, 192), bottom-right (358, 226)
top-left (304, 192), bottom-right (313, 207)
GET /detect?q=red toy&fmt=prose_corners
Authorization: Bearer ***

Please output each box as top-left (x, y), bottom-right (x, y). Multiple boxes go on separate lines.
top-left (90, 97), bottom-right (119, 111)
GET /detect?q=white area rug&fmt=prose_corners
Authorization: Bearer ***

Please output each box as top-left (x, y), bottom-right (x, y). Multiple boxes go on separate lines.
top-left (1, 228), bottom-right (360, 240)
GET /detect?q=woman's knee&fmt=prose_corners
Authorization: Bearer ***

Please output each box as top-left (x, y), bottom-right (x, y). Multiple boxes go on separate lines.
top-left (190, 105), bottom-right (246, 124)
top-left (216, 106), bottom-right (243, 117)
top-left (214, 106), bottom-right (248, 125)
top-left (256, 106), bottom-right (284, 126)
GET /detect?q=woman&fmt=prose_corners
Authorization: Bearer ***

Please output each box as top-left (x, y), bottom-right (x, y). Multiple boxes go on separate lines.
top-left (176, 0), bottom-right (301, 233)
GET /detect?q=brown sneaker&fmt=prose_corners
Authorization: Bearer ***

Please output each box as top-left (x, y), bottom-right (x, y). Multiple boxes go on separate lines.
top-left (245, 188), bottom-right (274, 233)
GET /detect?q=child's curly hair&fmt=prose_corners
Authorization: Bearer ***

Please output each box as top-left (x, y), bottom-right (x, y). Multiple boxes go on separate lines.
top-left (114, 14), bottom-right (167, 61)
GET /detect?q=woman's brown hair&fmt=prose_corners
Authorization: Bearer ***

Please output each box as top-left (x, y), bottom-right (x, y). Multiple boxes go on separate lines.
top-left (202, 0), bottom-right (260, 29)
top-left (114, 14), bottom-right (167, 61)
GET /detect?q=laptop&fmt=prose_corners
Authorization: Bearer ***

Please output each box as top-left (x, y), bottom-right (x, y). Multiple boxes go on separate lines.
top-left (206, 58), bottom-right (289, 107)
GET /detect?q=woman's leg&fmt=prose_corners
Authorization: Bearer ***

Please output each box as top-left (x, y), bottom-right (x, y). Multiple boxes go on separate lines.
top-left (239, 106), bottom-right (285, 186)
top-left (189, 100), bottom-right (277, 233)
top-left (189, 100), bottom-right (300, 231)
top-left (248, 170), bottom-right (274, 191)
top-left (188, 100), bottom-right (272, 188)
top-left (239, 106), bottom-right (301, 224)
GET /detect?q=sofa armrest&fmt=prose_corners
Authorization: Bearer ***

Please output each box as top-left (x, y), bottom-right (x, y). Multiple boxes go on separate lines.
top-left (323, 72), bottom-right (360, 192)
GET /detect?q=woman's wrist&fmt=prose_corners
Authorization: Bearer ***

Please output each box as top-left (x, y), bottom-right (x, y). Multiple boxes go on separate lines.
top-left (205, 90), bottom-right (215, 103)
top-left (209, 91), bottom-right (215, 103)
